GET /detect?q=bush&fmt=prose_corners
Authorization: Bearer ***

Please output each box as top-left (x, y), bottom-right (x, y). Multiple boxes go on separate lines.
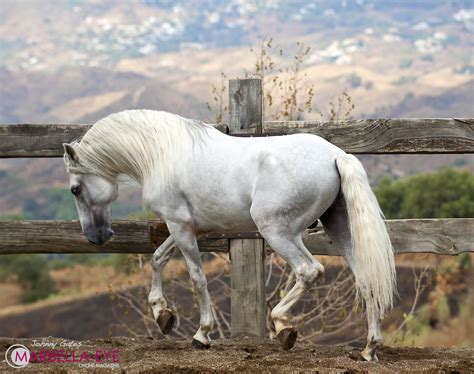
top-left (0, 254), bottom-right (56, 303)
top-left (374, 168), bottom-right (474, 219)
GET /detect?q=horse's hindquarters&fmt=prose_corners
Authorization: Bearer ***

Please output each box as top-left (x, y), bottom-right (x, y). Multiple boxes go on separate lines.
top-left (250, 144), bottom-right (341, 235)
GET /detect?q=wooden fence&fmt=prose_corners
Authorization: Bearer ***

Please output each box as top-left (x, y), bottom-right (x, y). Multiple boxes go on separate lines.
top-left (0, 78), bottom-right (473, 339)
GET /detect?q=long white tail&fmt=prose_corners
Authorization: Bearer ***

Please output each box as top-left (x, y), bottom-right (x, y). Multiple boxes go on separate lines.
top-left (336, 154), bottom-right (396, 316)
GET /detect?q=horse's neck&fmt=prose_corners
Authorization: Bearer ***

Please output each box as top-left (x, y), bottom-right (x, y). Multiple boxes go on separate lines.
top-left (98, 137), bottom-right (150, 184)
top-left (102, 116), bottom-right (222, 191)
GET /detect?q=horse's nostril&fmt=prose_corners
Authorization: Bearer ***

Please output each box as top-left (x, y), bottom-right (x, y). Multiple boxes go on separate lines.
top-left (88, 238), bottom-right (101, 245)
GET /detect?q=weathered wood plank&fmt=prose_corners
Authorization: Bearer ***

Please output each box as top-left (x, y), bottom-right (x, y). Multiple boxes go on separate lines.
top-left (0, 219), bottom-right (472, 255)
top-left (0, 124), bottom-right (92, 158)
top-left (228, 78), bottom-right (266, 338)
top-left (1, 119), bottom-right (472, 157)
top-left (0, 220), bottom-right (228, 254)
top-left (303, 219), bottom-right (474, 256)
top-left (263, 118), bottom-right (474, 154)
top-left (0, 123), bottom-right (228, 158)
top-left (386, 218), bottom-right (474, 255)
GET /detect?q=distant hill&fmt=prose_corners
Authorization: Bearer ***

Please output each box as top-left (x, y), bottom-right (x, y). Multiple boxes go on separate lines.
top-left (77, 78), bottom-right (207, 124)
top-left (376, 80), bottom-right (474, 118)
top-left (0, 67), bottom-right (205, 124)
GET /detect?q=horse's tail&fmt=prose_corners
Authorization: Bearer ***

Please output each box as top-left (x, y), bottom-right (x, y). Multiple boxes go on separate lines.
top-left (335, 153), bottom-right (396, 316)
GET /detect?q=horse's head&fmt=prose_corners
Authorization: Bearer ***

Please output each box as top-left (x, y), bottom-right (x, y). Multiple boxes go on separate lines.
top-left (63, 143), bottom-right (118, 245)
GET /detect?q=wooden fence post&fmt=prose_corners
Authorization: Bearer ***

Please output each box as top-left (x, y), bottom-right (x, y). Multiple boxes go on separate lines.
top-left (228, 78), bottom-right (266, 338)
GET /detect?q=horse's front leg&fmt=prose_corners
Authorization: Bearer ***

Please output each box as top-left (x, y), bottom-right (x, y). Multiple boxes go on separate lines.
top-left (166, 221), bottom-right (214, 349)
top-left (148, 236), bottom-right (178, 334)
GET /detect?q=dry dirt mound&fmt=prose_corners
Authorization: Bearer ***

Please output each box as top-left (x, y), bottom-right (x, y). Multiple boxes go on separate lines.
top-left (0, 337), bottom-right (472, 373)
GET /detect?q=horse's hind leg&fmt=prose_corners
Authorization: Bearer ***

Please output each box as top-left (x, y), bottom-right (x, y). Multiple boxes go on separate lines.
top-left (148, 236), bottom-right (178, 334)
top-left (361, 305), bottom-right (383, 361)
top-left (320, 193), bottom-right (382, 361)
top-left (252, 209), bottom-right (324, 350)
top-left (268, 234), bottom-right (323, 350)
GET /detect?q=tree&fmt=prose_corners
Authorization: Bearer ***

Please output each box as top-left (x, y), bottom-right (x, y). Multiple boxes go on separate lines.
top-left (374, 168), bottom-right (474, 219)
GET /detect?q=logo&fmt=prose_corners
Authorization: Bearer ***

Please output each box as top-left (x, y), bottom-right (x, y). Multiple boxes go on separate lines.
top-left (4, 341), bottom-right (120, 369)
top-left (5, 344), bottom-right (30, 369)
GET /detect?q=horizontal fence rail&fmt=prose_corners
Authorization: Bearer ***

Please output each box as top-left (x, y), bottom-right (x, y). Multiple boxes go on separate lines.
top-left (0, 118), bottom-right (473, 157)
top-left (263, 118), bottom-right (474, 154)
top-left (1, 218), bottom-right (472, 255)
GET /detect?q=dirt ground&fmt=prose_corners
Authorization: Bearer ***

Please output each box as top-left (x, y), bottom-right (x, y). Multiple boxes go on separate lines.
top-left (0, 337), bottom-right (472, 373)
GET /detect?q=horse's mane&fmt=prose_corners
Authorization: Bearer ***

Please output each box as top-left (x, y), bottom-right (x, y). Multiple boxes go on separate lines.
top-left (65, 110), bottom-right (213, 185)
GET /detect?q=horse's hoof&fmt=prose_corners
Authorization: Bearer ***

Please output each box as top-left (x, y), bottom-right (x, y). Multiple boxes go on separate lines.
top-left (156, 309), bottom-right (175, 335)
top-left (277, 327), bottom-right (298, 350)
top-left (191, 339), bottom-right (210, 350)
top-left (361, 337), bottom-right (382, 362)
top-left (360, 349), bottom-right (379, 362)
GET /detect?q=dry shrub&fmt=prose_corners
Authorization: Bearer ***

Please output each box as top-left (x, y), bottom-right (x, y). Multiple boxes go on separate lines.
top-left (207, 37), bottom-right (354, 124)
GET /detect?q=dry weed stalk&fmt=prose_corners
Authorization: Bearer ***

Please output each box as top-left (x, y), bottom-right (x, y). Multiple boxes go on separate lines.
top-left (245, 38), bottom-right (316, 121)
top-left (327, 90), bottom-right (355, 122)
top-left (207, 37), bottom-right (355, 123)
top-left (207, 72), bottom-right (228, 124)
top-left (386, 263), bottom-right (433, 345)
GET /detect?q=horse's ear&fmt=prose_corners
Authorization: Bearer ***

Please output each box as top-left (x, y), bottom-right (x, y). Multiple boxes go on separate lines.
top-left (63, 143), bottom-right (79, 163)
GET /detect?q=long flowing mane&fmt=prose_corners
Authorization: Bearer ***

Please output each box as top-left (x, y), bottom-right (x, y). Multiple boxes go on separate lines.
top-left (65, 110), bottom-right (213, 184)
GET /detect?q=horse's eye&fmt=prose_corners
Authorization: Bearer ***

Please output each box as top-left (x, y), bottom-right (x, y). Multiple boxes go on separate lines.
top-left (71, 185), bottom-right (81, 196)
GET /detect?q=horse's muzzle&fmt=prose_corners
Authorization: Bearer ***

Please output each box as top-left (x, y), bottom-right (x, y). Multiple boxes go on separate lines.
top-left (85, 227), bottom-right (114, 246)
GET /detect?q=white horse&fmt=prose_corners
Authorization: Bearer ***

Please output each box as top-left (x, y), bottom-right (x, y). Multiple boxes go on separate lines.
top-left (63, 109), bottom-right (396, 361)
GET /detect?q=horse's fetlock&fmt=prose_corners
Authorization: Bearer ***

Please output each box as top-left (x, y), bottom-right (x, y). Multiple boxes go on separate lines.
top-left (297, 263), bottom-right (323, 288)
top-left (201, 318), bottom-right (214, 332)
top-left (148, 295), bottom-right (165, 308)
top-left (148, 293), bottom-right (157, 304)
top-left (370, 334), bottom-right (383, 346)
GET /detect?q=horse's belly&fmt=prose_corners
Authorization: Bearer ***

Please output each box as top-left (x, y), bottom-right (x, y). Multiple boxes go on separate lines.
top-left (192, 202), bottom-right (257, 233)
